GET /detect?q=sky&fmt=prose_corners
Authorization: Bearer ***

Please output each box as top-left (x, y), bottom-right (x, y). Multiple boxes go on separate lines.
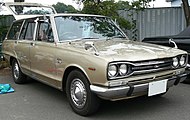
top-left (0, 0), bottom-right (171, 8)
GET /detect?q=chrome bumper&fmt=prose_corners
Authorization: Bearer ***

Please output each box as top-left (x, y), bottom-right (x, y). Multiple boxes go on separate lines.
top-left (90, 73), bottom-right (187, 100)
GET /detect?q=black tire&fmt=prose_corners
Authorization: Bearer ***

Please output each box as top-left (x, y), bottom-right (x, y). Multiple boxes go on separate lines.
top-left (11, 59), bottom-right (27, 84)
top-left (183, 74), bottom-right (190, 84)
top-left (66, 70), bottom-right (100, 116)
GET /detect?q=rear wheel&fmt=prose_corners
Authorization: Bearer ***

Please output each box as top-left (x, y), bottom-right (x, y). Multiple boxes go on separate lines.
top-left (66, 70), bottom-right (100, 116)
top-left (12, 59), bottom-right (27, 84)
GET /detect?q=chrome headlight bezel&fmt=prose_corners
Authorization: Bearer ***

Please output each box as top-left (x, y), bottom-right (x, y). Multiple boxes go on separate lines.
top-left (172, 57), bottom-right (179, 68)
top-left (107, 62), bottom-right (131, 80)
top-left (179, 55), bottom-right (187, 67)
top-left (119, 64), bottom-right (128, 76)
top-left (172, 54), bottom-right (188, 69)
top-left (108, 64), bottom-right (118, 78)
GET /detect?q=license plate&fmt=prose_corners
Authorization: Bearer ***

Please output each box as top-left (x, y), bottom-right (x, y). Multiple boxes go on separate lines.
top-left (148, 79), bottom-right (167, 96)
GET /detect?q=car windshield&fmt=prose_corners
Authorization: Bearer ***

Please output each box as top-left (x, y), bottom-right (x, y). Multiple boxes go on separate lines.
top-left (54, 16), bottom-right (127, 41)
top-left (9, 5), bottom-right (55, 15)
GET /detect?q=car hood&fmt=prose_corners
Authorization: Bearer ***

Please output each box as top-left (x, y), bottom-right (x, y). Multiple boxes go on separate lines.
top-left (63, 39), bottom-right (186, 62)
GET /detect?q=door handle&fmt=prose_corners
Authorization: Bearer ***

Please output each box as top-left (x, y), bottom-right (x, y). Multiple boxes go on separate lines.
top-left (56, 58), bottom-right (62, 64)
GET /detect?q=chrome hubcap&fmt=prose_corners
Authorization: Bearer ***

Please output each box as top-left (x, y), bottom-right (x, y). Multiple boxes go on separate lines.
top-left (13, 62), bottom-right (19, 80)
top-left (70, 79), bottom-right (87, 109)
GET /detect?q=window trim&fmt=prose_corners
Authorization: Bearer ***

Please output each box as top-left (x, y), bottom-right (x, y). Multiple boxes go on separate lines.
top-left (18, 18), bottom-right (37, 40)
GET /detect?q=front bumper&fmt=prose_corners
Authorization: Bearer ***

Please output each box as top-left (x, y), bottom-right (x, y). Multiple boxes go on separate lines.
top-left (90, 73), bottom-right (187, 101)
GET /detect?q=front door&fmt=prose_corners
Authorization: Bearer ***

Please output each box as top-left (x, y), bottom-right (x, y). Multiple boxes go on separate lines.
top-left (30, 19), bottom-right (59, 88)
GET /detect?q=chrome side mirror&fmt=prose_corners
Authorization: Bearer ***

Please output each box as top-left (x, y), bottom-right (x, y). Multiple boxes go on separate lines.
top-left (169, 38), bottom-right (178, 49)
top-left (85, 42), bottom-right (99, 56)
top-left (85, 41), bottom-right (94, 50)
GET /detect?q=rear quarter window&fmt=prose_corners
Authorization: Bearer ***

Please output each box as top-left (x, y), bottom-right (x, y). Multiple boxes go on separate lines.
top-left (7, 21), bottom-right (23, 40)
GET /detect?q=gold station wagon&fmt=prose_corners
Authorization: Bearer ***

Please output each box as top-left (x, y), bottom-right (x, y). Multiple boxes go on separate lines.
top-left (2, 14), bottom-right (188, 116)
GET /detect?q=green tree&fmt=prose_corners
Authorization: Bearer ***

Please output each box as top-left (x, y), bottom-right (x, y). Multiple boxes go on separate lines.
top-left (78, 0), bottom-right (154, 40)
top-left (81, 0), bottom-right (131, 29)
top-left (52, 2), bottom-right (78, 13)
top-left (0, 16), bottom-right (9, 42)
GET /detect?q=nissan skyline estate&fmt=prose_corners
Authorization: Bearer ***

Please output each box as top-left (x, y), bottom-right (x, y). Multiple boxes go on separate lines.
top-left (2, 14), bottom-right (188, 116)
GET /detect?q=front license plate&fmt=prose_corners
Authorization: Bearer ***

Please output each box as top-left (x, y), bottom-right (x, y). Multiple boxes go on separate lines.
top-left (148, 79), bottom-right (167, 96)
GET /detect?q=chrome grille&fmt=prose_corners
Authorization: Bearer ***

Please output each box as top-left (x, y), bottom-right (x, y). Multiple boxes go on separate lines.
top-left (131, 58), bottom-right (173, 75)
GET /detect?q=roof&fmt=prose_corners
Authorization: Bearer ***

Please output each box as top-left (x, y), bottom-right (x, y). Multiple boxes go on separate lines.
top-left (12, 13), bottom-right (107, 22)
top-left (52, 13), bottom-right (105, 17)
top-left (1, 2), bottom-right (56, 20)
top-left (4, 2), bottom-right (53, 8)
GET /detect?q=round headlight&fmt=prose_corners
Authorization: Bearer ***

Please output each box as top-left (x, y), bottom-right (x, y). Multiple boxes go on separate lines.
top-left (119, 64), bottom-right (128, 76)
top-left (108, 64), bottom-right (117, 77)
top-left (173, 57), bottom-right (179, 67)
top-left (180, 55), bottom-right (186, 66)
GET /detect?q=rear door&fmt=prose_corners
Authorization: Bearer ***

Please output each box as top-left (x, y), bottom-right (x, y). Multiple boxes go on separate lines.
top-left (14, 19), bottom-right (36, 75)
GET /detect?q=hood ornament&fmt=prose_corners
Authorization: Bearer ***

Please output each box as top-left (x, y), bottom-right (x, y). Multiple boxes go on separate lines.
top-left (85, 42), bottom-right (99, 56)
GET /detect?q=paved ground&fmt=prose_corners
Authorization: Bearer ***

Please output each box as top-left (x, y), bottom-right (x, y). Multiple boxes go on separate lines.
top-left (0, 68), bottom-right (190, 120)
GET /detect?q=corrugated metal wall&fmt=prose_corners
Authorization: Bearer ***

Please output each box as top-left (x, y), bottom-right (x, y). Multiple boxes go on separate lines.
top-left (119, 7), bottom-right (186, 41)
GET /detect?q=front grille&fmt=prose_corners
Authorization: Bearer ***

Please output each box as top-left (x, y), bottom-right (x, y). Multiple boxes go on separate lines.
top-left (131, 58), bottom-right (173, 75)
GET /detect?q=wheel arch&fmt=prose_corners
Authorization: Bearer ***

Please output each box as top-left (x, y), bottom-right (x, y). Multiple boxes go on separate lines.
top-left (9, 56), bottom-right (15, 66)
top-left (9, 56), bottom-right (24, 73)
top-left (62, 65), bottom-right (91, 91)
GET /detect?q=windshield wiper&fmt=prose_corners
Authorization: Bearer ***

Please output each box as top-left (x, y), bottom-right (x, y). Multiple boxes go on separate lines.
top-left (106, 36), bottom-right (126, 41)
top-left (59, 37), bottom-right (99, 43)
top-left (81, 37), bottom-right (99, 40)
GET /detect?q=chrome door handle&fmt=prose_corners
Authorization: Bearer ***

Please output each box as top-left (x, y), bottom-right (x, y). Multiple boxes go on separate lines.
top-left (57, 58), bottom-right (62, 64)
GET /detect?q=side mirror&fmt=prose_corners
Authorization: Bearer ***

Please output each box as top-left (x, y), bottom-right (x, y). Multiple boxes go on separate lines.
top-left (169, 38), bottom-right (178, 48)
top-left (85, 41), bottom-right (99, 56)
top-left (85, 41), bottom-right (94, 50)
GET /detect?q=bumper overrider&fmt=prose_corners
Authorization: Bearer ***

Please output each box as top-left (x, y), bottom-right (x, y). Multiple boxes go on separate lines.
top-left (90, 72), bottom-right (188, 101)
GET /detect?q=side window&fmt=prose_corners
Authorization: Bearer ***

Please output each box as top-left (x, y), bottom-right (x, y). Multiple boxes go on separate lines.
top-left (19, 20), bottom-right (35, 40)
top-left (7, 21), bottom-right (23, 40)
top-left (36, 21), bottom-right (54, 42)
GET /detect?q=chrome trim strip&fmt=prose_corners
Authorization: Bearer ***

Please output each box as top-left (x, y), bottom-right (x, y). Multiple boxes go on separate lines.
top-left (133, 66), bottom-right (171, 74)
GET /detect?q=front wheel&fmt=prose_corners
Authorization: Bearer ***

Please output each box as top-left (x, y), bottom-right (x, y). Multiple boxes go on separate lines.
top-left (66, 70), bottom-right (100, 116)
top-left (12, 59), bottom-right (27, 84)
